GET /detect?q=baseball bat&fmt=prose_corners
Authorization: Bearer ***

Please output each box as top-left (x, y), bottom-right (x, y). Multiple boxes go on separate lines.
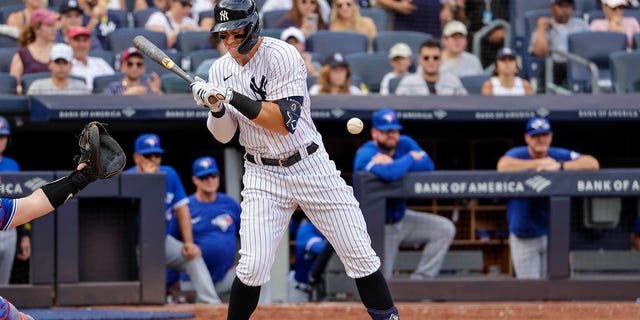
top-left (133, 35), bottom-right (195, 83)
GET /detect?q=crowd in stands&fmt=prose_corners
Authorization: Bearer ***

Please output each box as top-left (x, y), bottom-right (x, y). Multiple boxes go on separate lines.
top-left (1, 0), bottom-right (640, 96)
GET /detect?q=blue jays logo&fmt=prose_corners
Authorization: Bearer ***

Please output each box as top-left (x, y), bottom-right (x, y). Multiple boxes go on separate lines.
top-left (198, 158), bottom-right (213, 169)
top-left (382, 112), bottom-right (396, 124)
top-left (144, 136), bottom-right (160, 147)
top-left (212, 214), bottom-right (233, 232)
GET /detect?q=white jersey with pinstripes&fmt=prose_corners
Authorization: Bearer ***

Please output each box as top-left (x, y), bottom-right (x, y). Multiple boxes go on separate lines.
top-left (206, 36), bottom-right (381, 286)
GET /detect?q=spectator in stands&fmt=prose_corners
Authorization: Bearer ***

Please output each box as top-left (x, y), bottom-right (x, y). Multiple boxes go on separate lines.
top-left (167, 156), bottom-right (240, 303)
top-left (530, 0), bottom-right (589, 87)
top-left (590, 0), bottom-right (640, 49)
top-left (56, 0), bottom-right (103, 50)
top-left (328, 0), bottom-right (377, 46)
top-left (0, 116), bottom-right (20, 286)
top-left (145, 0), bottom-right (201, 48)
top-left (68, 26), bottom-right (115, 91)
top-left (6, 0), bottom-right (47, 30)
top-left (395, 38), bottom-right (468, 96)
top-left (196, 0), bottom-right (216, 30)
top-left (440, 0), bottom-right (468, 26)
top-left (631, 217), bottom-right (640, 251)
top-left (104, 47), bottom-right (162, 95)
top-left (354, 108), bottom-right (456, 280)
top-left (261, 0), bottom-right (331, 27)
top-left (135, 0), bottom-right (170, 10)
top-left (275, 0), bottom-right (326, 37)
top-left (464, 0), bottom-right (510, 68)
top-left (78, 0), bottom-right (125, 48)
top-left (481, 47), bottom-right (534, 96)
top-left (440, 20), bottom-right (483, 77)
top-left (309, 53), bottom-right (364, 95)
top-left (497, 117), bottom-right (599, 279)
top-left (280, 26), bottom-right (320, 77)
top-left (27, 43), bottom-right (91, 95)
top-left (10, 8), bottom-right (57, 95)
top-left (127, 133), bottom-right (219, 303)
top-left (379, 42), bottom-right (413, 95)
top-left (376, 0), bottom-right (443, 36)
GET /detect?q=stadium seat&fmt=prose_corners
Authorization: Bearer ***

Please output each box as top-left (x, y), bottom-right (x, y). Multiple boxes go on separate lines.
top-left (108, 28), bottom-right (167, 54)
top-left (306, 75), bottom-right (317, 89)
top-left (261, 28), bottom-right (283, 39)
top-left (372, 31), bottom-right (431, 54)
top-left (509, 0), bottom-right (549, 54)
top-left (586, 9), bottom-right (640, 24)
top-left (306, 31), bottom-right (368, 62)
top-left (198, 10), bottom-right (214, 22)
top-left (567, 31), bottom-right (627, 93)
top-left (161, 73), bottom-right (191, 93)
top-left (262, 9), bottom-right (289, 29)
top-left (0, 35), bottom-right (17, 49)
top-left (144, 50), bottom-right (182, 76)
top-left (634, 33), bottom-right (640, 49)
top-left (0, 48), bottom-right (16, 73)
top-left (195, 58), bottom-right (217, 78)
top-left (0, 72), bottom-right (17, 95)
top-left (460, 74), bottom-right (491, 95)
top-left (610, 51), bottom-right (640, 93)
top-left (188, 49), bottom-right (221, 72)
top-left (360, 7), bottom-right (388, 32)
top-left (89, 49), bottom-right (116, 69)
top-left (345, 52), bottom-right (392, 93)
top-left (132, 8), bottom-right (160, 28)
top-left (93, 73), bottom-right (124, 93)
top-left (0, 4), bottom-right (24, 25)
top-left (574, 0), bottom-right (600, 18)
top-left (21, 72), bottom-right (52, 93)
top-left (177, 31), bottom-right (212, 57)
top-left (108, 9), bottom-right (130, 28)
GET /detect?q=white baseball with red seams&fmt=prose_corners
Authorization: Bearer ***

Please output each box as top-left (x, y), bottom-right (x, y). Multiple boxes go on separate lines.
top-left (347, 117), bottom-right (364, 134)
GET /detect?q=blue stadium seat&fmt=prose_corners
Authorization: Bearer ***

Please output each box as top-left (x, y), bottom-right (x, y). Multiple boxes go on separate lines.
top-left (567, 31), bottom-right (627, 93)
top-left (586, 9), bottom-right (640, 24)
top-left (198, 10), bottom-right (214, 22)
top-left (610, 51), bottom-right (640, 93)
top-left (108, 28), bottom-right (167, 54)
top-left (306, 75), bottom-right (317, 89)
top-left (261, 28), bottom-right (283, 39)
top-left (574, 0), bottom-right (599, 18)
top-left (0, 34), bottom-right (17, 48)
top-left (132, 8), bottom-right (160, 28)
top-left (108, 9), bottom-right (130, 28)
top-left (21, 72), bottom-right (52, 94)
top-left (460, 74), bottom-right (491, 95)
top-left (144, 50), bottom-right (182, 75)
top-left (372, 31), bottom-right (431, 54)
top-left (89, 49), bottom-right (116, 69)
top-left (188, 49), bottom-right (221, 72)
top-left (509, 0), bottom-right (549, 55)
top-left (306, 31), bottom-right (368, 62)
top-left (0, 4), bottom-right (24, 25)
top-left (262, 9), bottom-right (289, 29)
top-left (177, 31), bottom-right (212, 57)
top-left (360, 7), bottom-right (388, 32)
top-left (635, 32), bottom-right (640, 49)
top-left (161, 73), bottom-right (191, 93)
top-left (93, 73), bottom-right (124, 94)
top-left (195, 58), bottom-right (217, 79)
top-left (0, 72), bottom-right (17, 95)
top-left (0, 48), bottom-right (16, 73)
top-left (345, 52), bottom-right (392, 93)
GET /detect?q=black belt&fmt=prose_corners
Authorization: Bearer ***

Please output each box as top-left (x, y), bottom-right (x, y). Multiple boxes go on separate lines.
top-left (245, 142), bottom-right (319, 167)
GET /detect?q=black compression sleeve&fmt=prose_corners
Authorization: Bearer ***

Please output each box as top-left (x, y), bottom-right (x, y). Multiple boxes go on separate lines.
top-left (229, 91), bottom-right (262, 120)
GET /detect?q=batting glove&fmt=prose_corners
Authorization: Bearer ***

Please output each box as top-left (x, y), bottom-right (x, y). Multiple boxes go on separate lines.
top-left (190, 76), bottom-right (226, 111)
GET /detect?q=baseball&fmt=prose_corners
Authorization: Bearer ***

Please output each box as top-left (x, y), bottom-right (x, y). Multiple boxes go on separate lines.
top-left (347, 117), bottom-right (364, 134)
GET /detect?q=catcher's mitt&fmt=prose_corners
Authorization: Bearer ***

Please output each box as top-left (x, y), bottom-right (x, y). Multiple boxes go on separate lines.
top-left (77, 121), bottom-right (126, 179)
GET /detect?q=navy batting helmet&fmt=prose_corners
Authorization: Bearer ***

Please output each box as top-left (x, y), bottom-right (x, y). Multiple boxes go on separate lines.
top-left (212, 0), bottom-right (261, 54)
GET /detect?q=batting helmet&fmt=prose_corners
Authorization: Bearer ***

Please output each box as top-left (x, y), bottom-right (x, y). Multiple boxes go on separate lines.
top-left (212, 0), bottom-right (261, 54)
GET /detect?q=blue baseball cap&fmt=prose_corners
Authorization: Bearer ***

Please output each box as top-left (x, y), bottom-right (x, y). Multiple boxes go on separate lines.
top-left (372, 108), bottom-right (403, 131)
top-left (134, 133), bottom-right (165, 155)
top-left (525, 117), bottom-right (552, 135)
top-left (634, 217), bottom-right (640, 235)
top-left (192, 156), bottom-right (219, 177)
top-left (0, 116), bottom-right (10, 136)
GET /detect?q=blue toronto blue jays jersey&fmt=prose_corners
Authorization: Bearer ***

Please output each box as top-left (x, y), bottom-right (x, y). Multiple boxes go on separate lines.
top-left (293, 221), bottom-right (327, 284)
top-left (0, 198), bottom-right (16, 231)
top-left (0, 156), bottom-right (19, 171)
top-left (503, 146), bottom-right (580, 237)
top-left (353, 135), bottom-right (434, 223)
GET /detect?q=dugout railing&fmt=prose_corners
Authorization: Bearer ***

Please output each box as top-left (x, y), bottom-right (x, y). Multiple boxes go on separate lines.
top-left (353, 170), bottom-right (640, 301)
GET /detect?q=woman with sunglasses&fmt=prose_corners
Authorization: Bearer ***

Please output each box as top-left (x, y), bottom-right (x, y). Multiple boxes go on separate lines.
top-left (145, 0), bottom-right (202, 48)
top-left (590, 0), bottom-right (640, 49)
top-left (276, 0), bottom-right (326, 37)
top-left (329, 0), bottom-right (377, 47)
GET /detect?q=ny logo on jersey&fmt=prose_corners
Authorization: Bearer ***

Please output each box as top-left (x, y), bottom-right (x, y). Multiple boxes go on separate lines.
top-left (219, 10), bottom-right (229, 22)
top-left (250, 75), bottom-right (267, 101)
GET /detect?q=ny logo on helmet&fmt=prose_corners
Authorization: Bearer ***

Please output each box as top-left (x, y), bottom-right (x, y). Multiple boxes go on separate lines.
top-left (219, 10), bottom-right (229, 21)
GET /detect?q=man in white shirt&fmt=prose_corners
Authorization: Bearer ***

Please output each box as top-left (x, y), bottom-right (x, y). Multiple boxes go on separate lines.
top-left (440, 20), bottom-right (484, 77)
top-left (68, 26), bottom-right (115, 91)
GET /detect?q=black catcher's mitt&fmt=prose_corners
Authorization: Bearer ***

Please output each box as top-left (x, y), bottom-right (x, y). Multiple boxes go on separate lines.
top-left (77, 121), bottom-right (126, 179)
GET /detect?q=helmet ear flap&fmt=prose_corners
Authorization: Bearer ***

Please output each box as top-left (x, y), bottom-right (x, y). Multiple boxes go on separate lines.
top-left (237, 13), bottom-right (261, 54)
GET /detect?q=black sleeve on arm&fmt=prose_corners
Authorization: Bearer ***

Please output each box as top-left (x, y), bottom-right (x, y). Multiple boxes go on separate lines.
top-left (229, 90), bottom-right (262, 120)
top-left (274, 96), bottom-right (303, 134)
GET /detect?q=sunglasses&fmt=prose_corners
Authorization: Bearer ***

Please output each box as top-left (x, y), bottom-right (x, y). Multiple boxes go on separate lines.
top-left (219, 33), bottom-right (248, 40)
top-left (197, 174), bottom-right (219, 180)
top-left (179, 0), bottom-right (193, 7)
top-left (422, 55), bottom-right (440, 61)
top-left (142, 153), bottom-right (162, 159)
top-left (53, 59), bottom-right (69, 65)
top-left (126, 61), bottom-right (144, 67)
top-left (337, 2), bottom-right (352, 8)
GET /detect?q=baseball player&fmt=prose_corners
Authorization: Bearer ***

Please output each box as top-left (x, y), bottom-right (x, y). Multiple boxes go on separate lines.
top-left (497, 117), bottom-right (599, 278)
top-left (189, 0), bottom-right (399, 318)
top-left (353, 108), bottom-right (456, 280)
top-left (167, 156), bottom-right (241, 302)
top-left (0, 116), bottom-right (20, 285)
top-left (126, 134), bottom-right (220, 303)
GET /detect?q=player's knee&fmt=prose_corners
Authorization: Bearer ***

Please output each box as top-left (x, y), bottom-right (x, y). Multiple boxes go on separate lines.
top-left (235, 262), bottom-right (271, 286)
top-left (443, 220), bottom-right (456, 241)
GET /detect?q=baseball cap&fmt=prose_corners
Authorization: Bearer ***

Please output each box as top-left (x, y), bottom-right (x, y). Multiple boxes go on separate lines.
top-left (120, 47), bottom-right (143, 63)
top-left (325, 52), bottom-right (348, 68)
top-left (68, 26), bottom-right (91, 39)
top-left (525, 117), bottom-right (552, 135)
top-left (442, 20), bottom-right (468, 37)
top-left (134, 133), bottom-right (165, 155)
top-left (192, 156), bottom-right (219, 177)
top-left (497, 47), bottom-right (517, 59)
top-left (50, 43), bottom-right (74, 62)
top-left (389, 43), bottom-right (412, 59)
top-left (634, 217), bottom-right (640, 235)
top-left (280, 26), bottom-right (305, 43)
top-left (601, 0), bottom-right (628, 8)
top-left (550, 0), bottom-right (574, 5)
top-left (372, 108), bottom-right (403, 131)
top-left (0, 116), bottom-right (10, 136)
top-left (29, 8), bottom-right (57, 26)
top-left (60, 0), bottom-right (84, 15)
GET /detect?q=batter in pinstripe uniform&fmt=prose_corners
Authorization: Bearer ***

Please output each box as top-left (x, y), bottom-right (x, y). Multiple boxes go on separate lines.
top-left (190, 0), bottom-right (399, 319)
